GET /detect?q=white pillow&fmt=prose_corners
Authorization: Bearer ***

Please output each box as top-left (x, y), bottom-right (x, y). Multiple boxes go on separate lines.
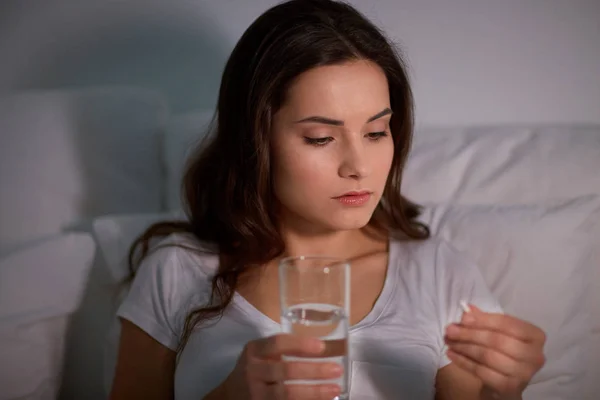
top-left (405, 125), bottom-right (600, 204)
top-left (92, 212), bottom-right (180, 283)
top-left (61, 212), bottom-right (183, 399)
top-left (164, 110), bottom-right (214, 211)
top-left (0, 88), bottom-right (168, 254)
top-left (0, 233), bottom-right (96, 400)
top-left (419, 196), bottom-right (600, 400)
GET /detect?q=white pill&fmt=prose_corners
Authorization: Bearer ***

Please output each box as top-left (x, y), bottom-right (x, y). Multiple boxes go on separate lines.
top-left (460, 300), bottom-right (471, 314)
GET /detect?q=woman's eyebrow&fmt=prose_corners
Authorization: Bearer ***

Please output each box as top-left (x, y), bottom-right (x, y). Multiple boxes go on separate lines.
top-left (294, 107), bottom-right (392, 126)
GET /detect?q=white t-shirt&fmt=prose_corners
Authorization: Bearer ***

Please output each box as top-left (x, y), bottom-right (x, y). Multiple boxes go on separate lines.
top-left (105, 233), bottom-right (502, 399)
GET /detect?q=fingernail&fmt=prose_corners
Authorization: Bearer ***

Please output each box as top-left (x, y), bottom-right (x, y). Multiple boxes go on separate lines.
top-left (463, 314), bottom-right (475, 324)
top-left (446, 324), bottom-right (460, 336)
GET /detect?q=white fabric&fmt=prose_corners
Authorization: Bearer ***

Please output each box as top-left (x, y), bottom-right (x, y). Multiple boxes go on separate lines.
top-left (0, 88), bottom-right (167, 254)
top-left (405, 125), bottom-right (600, 204)
top-left (57, 212), bottom-right (178, 399)
top-left (0, 317), bottom-right (70, 400)
top-left (0, 233), bottom-right (96, 400)
top-left (92, 212), bottom-right (178, 282)
top-left (59, 251), bottom-right (117, 400)
top-left (164, 111), bottom-right (214, 210)
top-left (419, 196), bottom-right (600, 400)
top-left (0, 233), bottom-right (96, 324)
top-left (106, 233), bottom-right (502, 399)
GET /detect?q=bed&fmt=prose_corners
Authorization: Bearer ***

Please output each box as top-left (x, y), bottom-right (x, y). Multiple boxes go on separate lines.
top-left (0, 87), bottom-right (598, 400)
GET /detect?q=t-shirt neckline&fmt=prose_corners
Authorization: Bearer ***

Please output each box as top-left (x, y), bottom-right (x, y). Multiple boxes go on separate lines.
top-left (231, 238), bottom-right (398, 333)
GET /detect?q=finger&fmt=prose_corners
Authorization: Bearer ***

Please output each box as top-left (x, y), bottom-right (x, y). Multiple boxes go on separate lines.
top-left (466, 305), bottom-right (546, 344)
top-left (446, 341), bottom-right (532, 378)
top-left (445, 324), bottom-right (542, 364)
top-left (267, 382), bottom-right (341, 400)
top-left (249, 334), bottom-right (324, 360)
top-left (447, 349), bottom-right (523, 395)
top-left (250, 359), bottom-right (343, 382)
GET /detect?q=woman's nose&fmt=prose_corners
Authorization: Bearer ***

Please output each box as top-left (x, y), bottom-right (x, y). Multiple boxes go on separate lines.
top-left (338, 143), bottom-right (370, 179)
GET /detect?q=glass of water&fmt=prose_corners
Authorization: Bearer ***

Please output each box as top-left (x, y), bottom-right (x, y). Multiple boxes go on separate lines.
top-left (279, 256), bottom-right (350, 400)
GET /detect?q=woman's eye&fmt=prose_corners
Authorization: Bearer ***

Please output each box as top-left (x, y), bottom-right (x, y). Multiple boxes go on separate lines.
top-left (367, 131), bottom-right (388, 140)
top-left (303, 136), bottom-right (333, 146)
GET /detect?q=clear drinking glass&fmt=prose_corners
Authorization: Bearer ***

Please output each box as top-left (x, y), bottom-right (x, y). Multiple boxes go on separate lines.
top-left (279, 256), bottom-right (351, 400)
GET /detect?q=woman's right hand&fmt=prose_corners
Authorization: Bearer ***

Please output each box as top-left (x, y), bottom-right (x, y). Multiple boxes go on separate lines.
top-left (220, 333), bottom-right (343, 399)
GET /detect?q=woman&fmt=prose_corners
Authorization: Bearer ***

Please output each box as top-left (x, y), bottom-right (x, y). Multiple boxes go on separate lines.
top-left (109, 1), bottom-right (545, 399)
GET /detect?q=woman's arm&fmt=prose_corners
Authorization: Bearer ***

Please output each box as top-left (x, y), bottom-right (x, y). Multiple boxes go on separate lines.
top-left (109, 318), bottom-right (177, 400)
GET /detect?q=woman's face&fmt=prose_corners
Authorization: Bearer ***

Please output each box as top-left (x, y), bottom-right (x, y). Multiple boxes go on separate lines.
top-left (271, 60), bottom-right (394, 234)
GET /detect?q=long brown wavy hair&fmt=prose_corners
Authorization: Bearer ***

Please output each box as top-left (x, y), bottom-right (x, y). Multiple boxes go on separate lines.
top-left (129, 0), bottom-right (429, 354)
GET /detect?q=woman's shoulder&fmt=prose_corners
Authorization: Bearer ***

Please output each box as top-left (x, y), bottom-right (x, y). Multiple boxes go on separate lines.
top-left (114, 233), bottom-right (219, 353)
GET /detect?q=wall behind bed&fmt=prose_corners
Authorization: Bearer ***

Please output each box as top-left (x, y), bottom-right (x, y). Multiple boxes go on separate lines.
top-left (0, 0), bottom-right (598, 127)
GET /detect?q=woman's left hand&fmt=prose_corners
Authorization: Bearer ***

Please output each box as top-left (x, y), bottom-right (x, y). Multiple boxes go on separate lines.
top-left (444, 305), bottom-right (546, 399)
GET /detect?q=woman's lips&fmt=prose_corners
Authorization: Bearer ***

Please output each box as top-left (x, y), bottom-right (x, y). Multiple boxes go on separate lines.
top-left (333, 191), bottom-right (372, 206)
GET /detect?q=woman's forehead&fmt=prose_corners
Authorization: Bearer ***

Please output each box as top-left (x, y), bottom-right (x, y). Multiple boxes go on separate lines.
top-left (280, 61), bottom-right (391, 122)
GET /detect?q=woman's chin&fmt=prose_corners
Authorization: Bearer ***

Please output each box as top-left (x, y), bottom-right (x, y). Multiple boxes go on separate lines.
top-left (323, 212), bottom-right (374, 231)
